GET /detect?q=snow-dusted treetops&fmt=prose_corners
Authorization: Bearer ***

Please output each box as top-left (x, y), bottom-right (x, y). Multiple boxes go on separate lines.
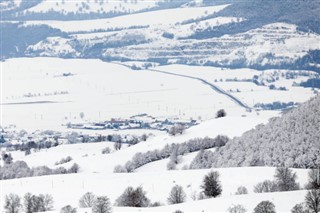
top-left (191, 95), bottom-right (320, 169)
top-left (1, 0), bottom-right (320, 72)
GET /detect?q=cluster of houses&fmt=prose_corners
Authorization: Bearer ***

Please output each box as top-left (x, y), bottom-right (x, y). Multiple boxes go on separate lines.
top-left (69, 113), bottom-right (198, 132)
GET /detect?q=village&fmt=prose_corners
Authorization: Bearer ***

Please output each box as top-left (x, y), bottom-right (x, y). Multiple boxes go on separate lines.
top-left (0, 114), bottom-right (198, 152)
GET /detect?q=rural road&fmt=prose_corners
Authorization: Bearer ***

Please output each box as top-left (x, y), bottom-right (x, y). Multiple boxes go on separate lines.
top-left (149, 68), bottom-right (251, 111)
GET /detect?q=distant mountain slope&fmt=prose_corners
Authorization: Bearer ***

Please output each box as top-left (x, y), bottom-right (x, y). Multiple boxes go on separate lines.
top-left (1, 0), bottom-right (191, 20)
top-left (198, 0), bottom-right (320, 35)
top-left (1, 0), bottom-right (320, 71)
top-left (208, 95), bottom-right (320, 169)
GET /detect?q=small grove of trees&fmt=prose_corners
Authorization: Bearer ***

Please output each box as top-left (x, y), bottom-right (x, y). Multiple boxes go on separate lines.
top-left (115, 186), bottom-right (150, 207)
top-left (0, 160), bottom-right (80, 180)
top-left (167, 185), bottom-right (186, 204)
top-left (254, 167), bottom-right (299, 193)
top-left (55, 156), bottom-right (73, 165)
top-left (78, 192), bottom-right (112, 213)
top-left (253, 201), bottom-right (276, 213)
top-left (23, 193), bottom-right (54, 212)
top-left (5, 193), bottom-right (54, 213)
top-left (254, 180), bottom-right (278, 193)
top-left (201, 171), bottom-right (222, 198)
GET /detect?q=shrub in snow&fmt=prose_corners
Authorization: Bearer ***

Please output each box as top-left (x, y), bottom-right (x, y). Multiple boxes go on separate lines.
top-left (291, 203), bottom-right (307, 213)
top-left (79, 192), bottom-right (96, 208)
top-left (92, 196), bottom-right (112, 213)
top-left (274, 167), bottom-right (299, 191)
top-left (60, 205), bottom-right (77, 213)
top-left (101, 147), bottom-right (111, 154)
top-left (253, 201), bottom-right (276, 213)
top-left (168, 124), bottom-right (185, 136)
top-left (254, 180), bottom-right (278, 193)
top-left (25, 149), bottom-right (31, 156)
top-left (167, 185), bottom-right (186, 204)
top-left (216, 109), bottom-right (226, 118)
top-left (149, 202), bottom-right (162, 207)
top-left (1, 151), bottom-right (13, 164)
top-left (306, 169), bottom-right (320, 190)
top-left (5, 194), bottom-right (21, 213)
top-left (228, 204), bottom-right (247, 213)
top-left (305, 189), bottom-right (320, 213)
top-left (201, 171), bottom-right (222, 198)
top-left (115, 186), bottom-right (150, 207)
top-left (113, 165), bottom-right (127, 173)
top-left (235, 186), bottom-right (248, 195)
top-left (68, 163), bottom-right (80, 173)
top-left (167, 161), bottom-right (177, 170)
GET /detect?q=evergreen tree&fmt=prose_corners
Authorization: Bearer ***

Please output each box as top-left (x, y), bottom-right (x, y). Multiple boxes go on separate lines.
top-left (274, 167), bottom-right (299, 191)
top-left (201, 171), bottom-right (222, 198)
top-left (305, 189), bottom-right (320, 213)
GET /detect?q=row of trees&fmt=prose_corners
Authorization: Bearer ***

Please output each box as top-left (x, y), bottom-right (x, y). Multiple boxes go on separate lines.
top-left (114, 135), bottom-right (229, 173)
top-left (0, 160), bottom-right (80, 180)
top-left (5, 193), bottom-right (53, 213)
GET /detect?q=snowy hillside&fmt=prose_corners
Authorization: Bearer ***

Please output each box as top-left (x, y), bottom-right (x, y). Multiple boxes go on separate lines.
top-left (0, 116), bottom-right (314, 212)
top-left (1, 1), bottom-right (320, 213)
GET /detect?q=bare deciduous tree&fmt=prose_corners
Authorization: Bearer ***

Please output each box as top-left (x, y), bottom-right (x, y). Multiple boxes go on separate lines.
top-left (79, 192), bottom-right (96, 208)
top-left (167, 185), bottom-right (186, 204)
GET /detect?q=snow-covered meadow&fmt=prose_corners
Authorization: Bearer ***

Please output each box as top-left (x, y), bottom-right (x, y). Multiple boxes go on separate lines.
top-left (1, 0), bottom-right (320, 212)
top-left (1, 55), bottom-right (318, 213)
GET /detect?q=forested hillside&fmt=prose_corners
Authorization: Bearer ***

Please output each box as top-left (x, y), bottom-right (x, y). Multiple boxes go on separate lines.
top-left (192, 95), bottom-right (320, 169)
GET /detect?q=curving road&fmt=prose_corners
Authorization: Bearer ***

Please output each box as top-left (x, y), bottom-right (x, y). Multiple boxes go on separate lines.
top-left (148, 68), bottom-right (251, 111)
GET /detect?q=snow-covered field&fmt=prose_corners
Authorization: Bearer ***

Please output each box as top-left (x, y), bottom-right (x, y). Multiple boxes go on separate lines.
top-left (2, 57), bottom-right (251, 131)
top-left (2, 168), bottom-right (310, 213)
